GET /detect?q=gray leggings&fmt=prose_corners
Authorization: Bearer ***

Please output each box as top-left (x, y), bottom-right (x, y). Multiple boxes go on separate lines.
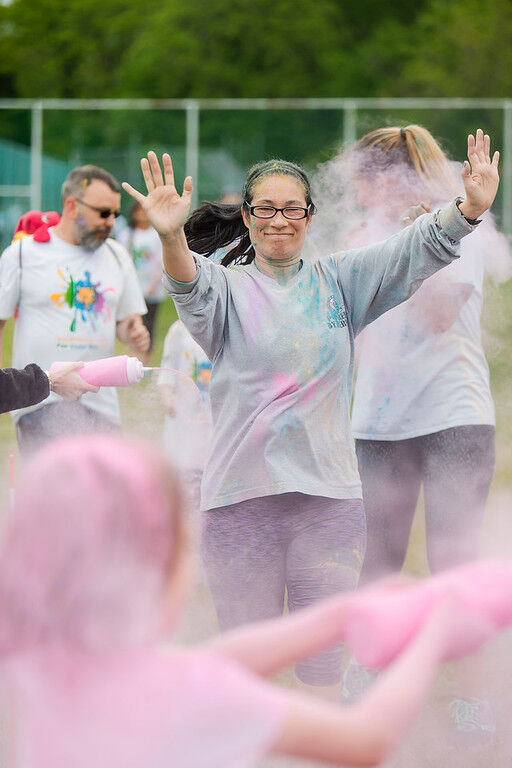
top-left (202, 492), bottom-right (366, 686)
top-left (356, 425), bottom-right (495, 585)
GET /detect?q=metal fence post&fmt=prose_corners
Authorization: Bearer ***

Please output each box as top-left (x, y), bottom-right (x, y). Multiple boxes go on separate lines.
top-left (30, 101), bottom-right (43, 210)
top-left (343, 100), bottom-right (357, 147)
top-left (503, 101), bottom-right (512, 237)
top-left (186, 100), bottom-right (200, 211)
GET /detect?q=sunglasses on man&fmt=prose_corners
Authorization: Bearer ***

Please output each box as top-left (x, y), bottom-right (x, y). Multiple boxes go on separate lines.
top-left (75, 198), bottom-right (122, 219)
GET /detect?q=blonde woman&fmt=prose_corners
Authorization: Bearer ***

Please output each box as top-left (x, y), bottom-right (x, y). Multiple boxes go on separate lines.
top-left (348, 125), bottom-right (503, 739)
top-left (351, 126), bottom-right (497, 580)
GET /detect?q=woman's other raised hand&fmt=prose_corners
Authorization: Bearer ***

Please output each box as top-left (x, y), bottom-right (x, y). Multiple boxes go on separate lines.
top-left (459, 129), bottom-right (500, 220)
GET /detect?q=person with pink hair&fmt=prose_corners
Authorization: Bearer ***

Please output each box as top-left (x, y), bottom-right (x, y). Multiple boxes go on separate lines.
top-left (0, 433), bottom-right (505, 768)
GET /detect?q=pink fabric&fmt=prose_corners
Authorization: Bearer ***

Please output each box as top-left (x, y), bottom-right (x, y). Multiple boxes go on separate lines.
top-left (345, 559), bottom-right (512, 668)
top-left (0, 436), bottom-right (285, 767)
top-left (2, 648), bottom-right (285, 768)
top-left (0, 435), bottom-right (175, 654)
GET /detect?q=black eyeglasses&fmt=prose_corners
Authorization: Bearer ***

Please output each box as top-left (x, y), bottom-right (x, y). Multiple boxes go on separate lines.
top-left (247, 205), bottom-right (312, 220)
top-left (75, 198), bottom-right (122, 219)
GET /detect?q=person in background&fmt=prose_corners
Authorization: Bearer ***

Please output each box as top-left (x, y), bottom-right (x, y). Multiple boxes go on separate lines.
top-left (158, 319), bottom-right (212, 526)
top-left (0, 165), bottom-right (149, 455)
top-left (0, 212), bottom-right (99, 413)
top-left (218, 190), bottom-right (243, 206)
top-left (346, 125), bottom-right (502, 741)
top-left (118, 201), bottom-right (165, 365)
top-left (0, 432), bottom-right (499, 768)
top-left (350, 127), bottom-right (496, 585)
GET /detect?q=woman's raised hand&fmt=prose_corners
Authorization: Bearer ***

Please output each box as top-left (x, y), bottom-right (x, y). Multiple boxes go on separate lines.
top-left (460, 129), bottom-right (500, 220)
top-left (122, 152), bottom-right (193, 238)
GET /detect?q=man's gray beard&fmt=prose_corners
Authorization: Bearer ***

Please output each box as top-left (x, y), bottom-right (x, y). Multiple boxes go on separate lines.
top-left (75, 216), bottom-right (108, 252)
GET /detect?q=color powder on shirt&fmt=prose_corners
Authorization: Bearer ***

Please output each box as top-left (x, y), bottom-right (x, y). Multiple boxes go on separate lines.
top-left (192, 359), bottom-right (212, 398)
top-left (51, 269), bottom-right (114, 332)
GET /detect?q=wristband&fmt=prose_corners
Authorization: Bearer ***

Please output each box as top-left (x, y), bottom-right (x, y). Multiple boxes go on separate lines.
top-left (455, 197), bottom-right (481, 225)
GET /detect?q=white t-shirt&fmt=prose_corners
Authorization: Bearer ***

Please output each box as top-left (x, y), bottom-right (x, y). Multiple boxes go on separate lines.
top-left (351, 227), bottom-right (495, 440)
top-left (159, 320), bottom-right (212, 470)
top-left (1, 648), bottom-right (285, 768)
top-left (0, 232), bottom-right (147, 425)
top-left (118, 226), bottom-right (165, 302)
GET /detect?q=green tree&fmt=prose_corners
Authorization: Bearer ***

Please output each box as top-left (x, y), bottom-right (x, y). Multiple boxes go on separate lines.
top-left (118, 0), bottom-right (351, 98)
top-left (401, 0), bottom-right (512, 97)
top-left (354, 0), bottom-right (512, 97)
top-left (0, 0), bottom-right (510, 100)
top-left (0, 0), bottom-right (155, 97)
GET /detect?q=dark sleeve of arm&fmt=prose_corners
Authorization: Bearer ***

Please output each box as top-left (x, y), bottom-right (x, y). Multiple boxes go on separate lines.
top-left (0, 364), bottom-right (50, 414)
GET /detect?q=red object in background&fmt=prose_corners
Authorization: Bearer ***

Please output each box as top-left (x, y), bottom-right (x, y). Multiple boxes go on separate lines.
top-left (12, 210), bottom-right (60, 243)
top-left (11, 211), bottom-right (61, 318)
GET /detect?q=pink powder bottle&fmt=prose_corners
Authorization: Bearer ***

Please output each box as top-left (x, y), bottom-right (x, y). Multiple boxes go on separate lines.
top-left (50, 356), bottom-right (145, 387)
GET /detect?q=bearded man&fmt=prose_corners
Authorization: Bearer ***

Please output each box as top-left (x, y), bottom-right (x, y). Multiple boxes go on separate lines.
top-left (0, 165), bottom-right (149, 453)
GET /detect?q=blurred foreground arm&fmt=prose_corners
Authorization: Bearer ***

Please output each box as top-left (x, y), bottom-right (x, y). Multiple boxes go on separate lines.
top-left (271, 600), bottom-right (458, 767)
top-left (0, 364), bottom-right (50, 413)
top-left (208, 592), bottom-right (352, 678)
top-left (207, 578), bottom-right (411, 678)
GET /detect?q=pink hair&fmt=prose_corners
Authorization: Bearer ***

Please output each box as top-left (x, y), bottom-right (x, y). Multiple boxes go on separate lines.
top-left (0, 434), bottom-right (181, 655)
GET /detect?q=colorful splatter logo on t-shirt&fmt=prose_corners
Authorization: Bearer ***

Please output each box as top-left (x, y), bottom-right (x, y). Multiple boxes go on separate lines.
top-left (193, 360), bottom-right (212, 399)
top-left (51, 269), bottom-right (114, 332)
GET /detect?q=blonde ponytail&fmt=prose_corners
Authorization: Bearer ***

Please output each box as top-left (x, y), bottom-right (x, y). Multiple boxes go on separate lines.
top-left (354, 125), bottom-right (460, 200)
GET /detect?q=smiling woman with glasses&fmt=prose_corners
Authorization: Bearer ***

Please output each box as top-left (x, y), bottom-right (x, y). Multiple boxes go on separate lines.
top-left (123, 137), bottom-right (500, 696)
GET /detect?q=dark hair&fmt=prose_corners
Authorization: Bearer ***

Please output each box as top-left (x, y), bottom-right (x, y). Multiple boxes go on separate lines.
top-left (129, 200), bottom-right (143, 228)
top-left (61, 165), bottom-right (121, 205)
top-left (185, 159), bottom-right (316, 266)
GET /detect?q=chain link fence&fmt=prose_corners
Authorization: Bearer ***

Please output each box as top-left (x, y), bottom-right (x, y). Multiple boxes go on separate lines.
top-left (0, 98), bottom-right (510, 250)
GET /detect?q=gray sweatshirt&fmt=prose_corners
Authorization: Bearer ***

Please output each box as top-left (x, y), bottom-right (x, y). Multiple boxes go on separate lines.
top-left (164, 202), bottom-right (477, 511)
